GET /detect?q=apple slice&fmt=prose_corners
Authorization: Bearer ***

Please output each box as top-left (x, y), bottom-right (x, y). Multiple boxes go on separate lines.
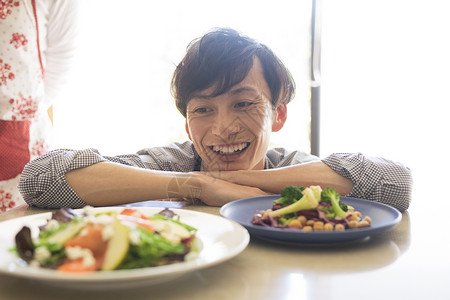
top-left (48, 222), bottom-right (85, 245)
top-left (101, 217), bottom-right (130, 271)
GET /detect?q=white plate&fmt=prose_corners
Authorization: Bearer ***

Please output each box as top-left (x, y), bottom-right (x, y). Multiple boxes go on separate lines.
top-left (0, 207), bottom-right (249, 289)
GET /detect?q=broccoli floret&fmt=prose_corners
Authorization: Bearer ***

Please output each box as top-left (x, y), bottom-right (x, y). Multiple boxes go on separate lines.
top-left (269, 186), bottom-right (321, 218)
top-left (281, 186), bottom-right (305, 201)
top-left (321, 187), bottom-right (347, 220)
top-left (318, 206), bottom-right (337, 220)
top-left (339, 201), bottom-right (348, 212)
top-left (275, 186), bottom-right (305, 205)
top-left (279, 186), bottom-right (305, 204)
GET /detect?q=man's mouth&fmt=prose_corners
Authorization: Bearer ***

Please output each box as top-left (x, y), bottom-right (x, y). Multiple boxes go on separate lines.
top-left (210, 142), bottom-right (250, 155)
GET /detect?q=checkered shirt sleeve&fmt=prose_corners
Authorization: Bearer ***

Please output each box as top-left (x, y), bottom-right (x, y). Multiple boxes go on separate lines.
top-left (322, 153), bottom-right (412, 212)
top-left (19, 149), bottom-right (99, 208)
top-left (18, 142), bottom-right (201, 208)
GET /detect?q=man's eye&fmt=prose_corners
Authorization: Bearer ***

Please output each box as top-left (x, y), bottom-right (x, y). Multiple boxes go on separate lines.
top-left (235, 101), bottom-right (254, 109)
top-left (193, 107), bottom-right (210, 114)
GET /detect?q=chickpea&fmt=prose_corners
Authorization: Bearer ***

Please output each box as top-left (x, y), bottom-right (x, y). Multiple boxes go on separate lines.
top-left (347, 214), bottom-right (359, 222)
top-left (335, 224), bottom-right (345, 231)
top-left (324, 223), bottom-right (334, 231)
top-left (288, 219), bottom-right (303, 229)
top-left (306, 219), bottom-right (315, 226)
top-left (302, 226), bottom-right (313, 232)
top-left (357, 220), bottom-right (370, 228)
top-left (362, 216), bottom-right (372, 225)
top-left (297, 215), bottom-right (307, 226)
top-left (313, 221), bottom-right (324, 231)
top-left (348, 220), bottom-right (359, 229)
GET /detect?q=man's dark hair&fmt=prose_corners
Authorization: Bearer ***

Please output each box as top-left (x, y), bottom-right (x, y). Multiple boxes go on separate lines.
top-left (171, 28), bottom-right (296, 117)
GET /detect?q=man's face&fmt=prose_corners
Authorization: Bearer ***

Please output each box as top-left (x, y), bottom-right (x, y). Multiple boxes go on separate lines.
top-left (185, 58), bottom-right (287, 171)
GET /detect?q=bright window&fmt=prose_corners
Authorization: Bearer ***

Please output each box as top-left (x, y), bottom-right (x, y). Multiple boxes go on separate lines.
top-left (53, 0), bottom-right (313, 155)
top-left (320, 0), bottom-right (449, 170)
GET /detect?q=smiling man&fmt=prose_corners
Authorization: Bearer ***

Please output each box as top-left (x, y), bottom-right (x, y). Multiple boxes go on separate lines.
top-left (184, 59), bottom-right (284, 172)
top-left (18, 28), bottom-right (412, 212)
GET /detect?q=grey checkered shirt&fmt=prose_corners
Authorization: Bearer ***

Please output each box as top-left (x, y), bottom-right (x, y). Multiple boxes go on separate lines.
top-left (18, 141), bottom-right (412, 211)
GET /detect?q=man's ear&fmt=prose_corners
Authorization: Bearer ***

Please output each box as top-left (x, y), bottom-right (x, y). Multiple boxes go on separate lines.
top-left (272, 104), bottom-right (287, 132)
top-left (185, 120), bottom-right (192, 140)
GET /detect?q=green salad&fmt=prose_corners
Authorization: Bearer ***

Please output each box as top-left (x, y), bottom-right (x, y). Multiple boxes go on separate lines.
top-left (13, 207), bottom-right (201, 272)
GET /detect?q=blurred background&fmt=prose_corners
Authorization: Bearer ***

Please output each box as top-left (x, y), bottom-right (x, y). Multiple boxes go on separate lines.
top-left (53, 0), bottom-right (312, 154)
top-left (52, 0), bottom-right (450, 183)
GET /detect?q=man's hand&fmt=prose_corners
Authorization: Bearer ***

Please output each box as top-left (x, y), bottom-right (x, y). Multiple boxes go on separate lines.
top-left (184, 173), bottom-right (269, 206)
top-left (201, 162), bottom-right (354, 197)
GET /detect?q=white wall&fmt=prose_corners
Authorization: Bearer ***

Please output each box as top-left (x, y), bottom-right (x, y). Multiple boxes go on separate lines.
top-left (320, 0), bottom-right (450, 182)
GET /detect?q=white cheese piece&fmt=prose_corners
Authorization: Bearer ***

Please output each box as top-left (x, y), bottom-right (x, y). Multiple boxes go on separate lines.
top-left (82, 206), bottom-right (96, 217)
top-left (65, 246), bottom-right (95, 267)
top-left (153, 220), bottom-right (190, 243)
top-left (102, 224), bottom-right (114, 241)
top-left (34, 246), bottom-right (51, 264)
top-left (87, 214), bottom-right (114, 226)
top-left (128, 230), bottom-right (141, 245)
top-left (46, 219), bottom-right (60, 231)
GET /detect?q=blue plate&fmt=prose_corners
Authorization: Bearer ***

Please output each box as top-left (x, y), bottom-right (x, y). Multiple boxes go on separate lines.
top-left (220, 195), bottom-right (402, 244)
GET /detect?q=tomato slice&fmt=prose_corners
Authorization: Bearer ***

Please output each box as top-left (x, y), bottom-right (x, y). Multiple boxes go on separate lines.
top-left (65, 224), bottom-right (108, 256)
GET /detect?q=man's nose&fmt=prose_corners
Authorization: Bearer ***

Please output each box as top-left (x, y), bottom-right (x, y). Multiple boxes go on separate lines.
top-left (211, 111), bottom-right (240, 137)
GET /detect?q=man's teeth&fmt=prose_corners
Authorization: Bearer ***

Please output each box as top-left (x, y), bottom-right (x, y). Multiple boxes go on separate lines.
top-left (212, 143), bottom-right (249, 154)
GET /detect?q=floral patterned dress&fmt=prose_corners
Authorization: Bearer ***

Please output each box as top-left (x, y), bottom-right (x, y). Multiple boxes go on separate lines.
top-left (1, 0), bottom-right (50, 212)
